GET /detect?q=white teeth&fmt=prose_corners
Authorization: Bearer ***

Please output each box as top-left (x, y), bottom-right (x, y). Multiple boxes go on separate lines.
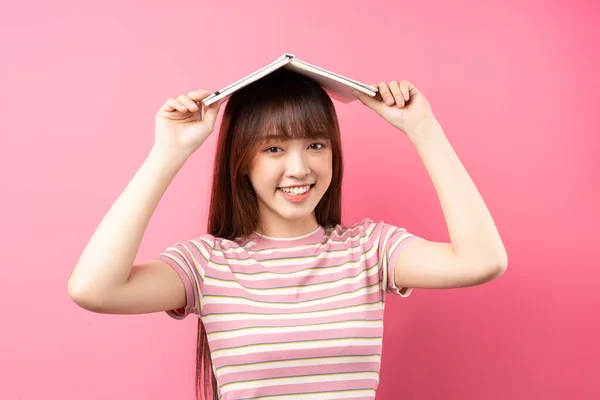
top-left (279, 185), bottom-right (310, 195)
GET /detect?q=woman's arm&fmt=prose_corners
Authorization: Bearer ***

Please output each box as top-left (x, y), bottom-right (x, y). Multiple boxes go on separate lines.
top-left (394, 116), bottom-right (507, 289)
top-left (68, 89), bottom-right (224, 313)
top-left (68, 147), bottom-right (188, 312)
top-left (353, 81), bottom-right (507, 289)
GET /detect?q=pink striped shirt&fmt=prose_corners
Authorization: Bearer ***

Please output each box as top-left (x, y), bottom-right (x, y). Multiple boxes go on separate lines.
top-left (159, 218), bottom-right (422, 399)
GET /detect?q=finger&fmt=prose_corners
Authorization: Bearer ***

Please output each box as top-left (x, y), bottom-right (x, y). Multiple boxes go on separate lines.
top-left (407, 81), bottom-right (420, 97)
top-left (352, 90), bottom-right (385, 113)
top-left (188, 89), bottom-right (211, 102)
top-left (202, 97), bottom-right (227, 127)
top-left (388, 81), bottom-right (405, 108)
top-left (378, 81), bottom-right (395, 106)
top-left (399, 80), bottom-right (411, 102)
top-left (370, 83), bottom-right (383, 101)
top-left (403, 80), bottom-right (421, 99)
top-left (370, 83), bottom-right (383, 102)
top-left (162, 98), bottom-right (187, 113)
top-left (215, 97), bottom-right (228, 108)
top-left (177, 94), bottom-right (198, 112)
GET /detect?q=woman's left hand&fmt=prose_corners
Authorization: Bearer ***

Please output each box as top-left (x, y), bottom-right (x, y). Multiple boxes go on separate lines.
top-left (352, 80), bottom-right (435, 135)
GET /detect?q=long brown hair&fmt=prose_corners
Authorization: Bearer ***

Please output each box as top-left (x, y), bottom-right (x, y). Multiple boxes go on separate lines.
top-left (195, 68), bottom-right (345, 399)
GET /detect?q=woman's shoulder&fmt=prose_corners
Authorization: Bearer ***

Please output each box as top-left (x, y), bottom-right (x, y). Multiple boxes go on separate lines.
top-left (173, 232), bottom-right (231, 250)
top-left (193, 233), bottom-right (244, 250)
top-left (335, 217), bottom-right (370, 229)
top-left (327, 217), bottom-right (380, 238)
top-left (328, 217), bottom-right (408, 239)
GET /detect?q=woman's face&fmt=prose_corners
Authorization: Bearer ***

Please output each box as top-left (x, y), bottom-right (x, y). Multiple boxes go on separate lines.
top-left (247, 137), bottom-right (333, 236)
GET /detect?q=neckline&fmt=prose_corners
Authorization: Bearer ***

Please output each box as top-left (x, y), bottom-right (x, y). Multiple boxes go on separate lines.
top-left (250, 225), bottom-right (326, 249)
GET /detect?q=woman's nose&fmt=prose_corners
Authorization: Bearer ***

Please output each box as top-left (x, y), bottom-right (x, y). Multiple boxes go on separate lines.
top-left (285, 151), bottom-right (311, 178)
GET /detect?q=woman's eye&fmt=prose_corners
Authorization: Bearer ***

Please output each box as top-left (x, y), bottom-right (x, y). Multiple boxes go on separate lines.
top-left (265, 143), bottom-right (325, 153)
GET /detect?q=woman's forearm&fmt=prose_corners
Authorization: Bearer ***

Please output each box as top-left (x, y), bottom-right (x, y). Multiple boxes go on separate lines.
top-left (406, 116), bottom-right (508, 268)
top-left (68, 146), bottom-right (187, 299)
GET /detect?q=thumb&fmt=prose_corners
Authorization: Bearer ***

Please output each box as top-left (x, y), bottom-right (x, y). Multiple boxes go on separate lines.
top-left (203, 98), bottom-right (226, 127)
top-left (352, 90), bottom-right (384, 113)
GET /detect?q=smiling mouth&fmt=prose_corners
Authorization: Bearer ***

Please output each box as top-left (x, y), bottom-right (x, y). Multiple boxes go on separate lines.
top-left (278, 183), bottom-right (315, 188)
top-left (277, 184), bottom-right (315, 195)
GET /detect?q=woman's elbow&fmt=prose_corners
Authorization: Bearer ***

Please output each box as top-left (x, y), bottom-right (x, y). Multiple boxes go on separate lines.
top-left (67, 278), bottom-right (106, 312)
top-left (486, 256), bottom-right (508, 282)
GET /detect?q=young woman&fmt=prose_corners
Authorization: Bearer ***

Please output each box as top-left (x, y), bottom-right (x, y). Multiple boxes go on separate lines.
top-left (68, 69), bottom-right (507, 399)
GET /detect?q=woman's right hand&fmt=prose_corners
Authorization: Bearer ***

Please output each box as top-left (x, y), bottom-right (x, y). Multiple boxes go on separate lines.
top-left (154, 89), bottom-right (226, 158)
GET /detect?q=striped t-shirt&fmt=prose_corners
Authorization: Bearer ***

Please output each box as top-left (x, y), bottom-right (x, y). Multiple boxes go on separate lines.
top-left (159, 217), bottom-right (421, 399)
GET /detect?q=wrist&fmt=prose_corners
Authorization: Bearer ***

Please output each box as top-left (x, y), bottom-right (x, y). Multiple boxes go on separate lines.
top-left (148, 145), bottom-right (189, 171)
top-left (404, 115), bottom-right (444, 144)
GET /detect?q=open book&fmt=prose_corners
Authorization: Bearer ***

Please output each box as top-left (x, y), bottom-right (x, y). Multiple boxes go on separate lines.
top-left (202, 53), bottom-right (378, 106)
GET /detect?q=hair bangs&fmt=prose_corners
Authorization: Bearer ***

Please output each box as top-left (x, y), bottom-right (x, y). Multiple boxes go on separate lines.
top-left (224, 69), bottom-right (338, 153)
top-left (255, 95), bottom-right (335, 146)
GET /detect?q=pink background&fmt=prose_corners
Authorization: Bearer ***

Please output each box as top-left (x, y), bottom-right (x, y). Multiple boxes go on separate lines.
top-left (1, 0), bottom-right (598, 399)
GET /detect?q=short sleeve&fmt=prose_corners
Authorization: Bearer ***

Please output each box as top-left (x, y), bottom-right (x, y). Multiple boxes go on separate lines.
top-left (157, 235), bottom-right (214, 319)
top-left (372, 220), bottom-right (423, 297)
